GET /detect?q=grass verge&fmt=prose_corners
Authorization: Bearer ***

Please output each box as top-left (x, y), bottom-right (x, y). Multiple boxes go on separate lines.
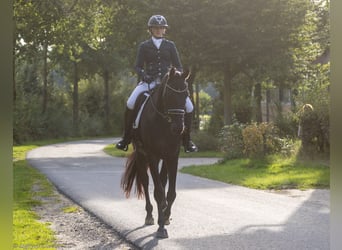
top-left (180, 154), bottom-right (330, 190)
top-left (105, 142), bottom-right (330, 190)
top-left (103, 144), bottom-right (224, 158)
top-left (13, 137), bottom-right (96, 249)
top-left (13, 144), bottom-right (57, 249)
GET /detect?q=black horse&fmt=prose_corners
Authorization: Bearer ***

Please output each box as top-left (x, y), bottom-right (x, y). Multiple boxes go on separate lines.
top-left (121, 67), bottom-right (190, 238)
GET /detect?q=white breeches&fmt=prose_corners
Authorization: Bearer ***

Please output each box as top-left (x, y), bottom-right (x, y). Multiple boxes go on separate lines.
top-left (126, 81), bottom-right (194, 113)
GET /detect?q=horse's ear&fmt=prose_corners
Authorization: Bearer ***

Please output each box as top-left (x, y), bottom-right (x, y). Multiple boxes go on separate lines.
top-left (182, 69), bottom-right (190, 80)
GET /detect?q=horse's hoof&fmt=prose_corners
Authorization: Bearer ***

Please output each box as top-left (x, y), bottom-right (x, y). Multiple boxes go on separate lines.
top-left (156, 228), bottom-right (168, 238)
top-left (145, 217), bottom-right (154, 225)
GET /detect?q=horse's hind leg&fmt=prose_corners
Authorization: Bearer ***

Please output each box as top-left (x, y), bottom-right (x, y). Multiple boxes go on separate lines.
top-left (160, 161), bottom-right (171, 225)
top-left (142, 170), bottom-right (154, 225)
top-left (149, 160), bottom-right (168, 238)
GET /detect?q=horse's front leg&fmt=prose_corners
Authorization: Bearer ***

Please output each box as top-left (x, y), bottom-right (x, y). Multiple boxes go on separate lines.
top-left (163, 158), bottom-right (178, 225)
top-left (160, 160), bottom-right (168, 189)
top-left (149, 160), bottom-right (168, 238)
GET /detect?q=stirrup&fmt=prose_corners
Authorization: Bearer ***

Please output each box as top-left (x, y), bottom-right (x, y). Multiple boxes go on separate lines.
top-left (184, 141), bottom-right (198, 153)
top-left (116, 140), bottom-right (129, 151)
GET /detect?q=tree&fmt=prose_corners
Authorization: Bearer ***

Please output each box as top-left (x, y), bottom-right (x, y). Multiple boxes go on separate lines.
top-left (80, 0), bottom-right (149, 132)
top-left (53, 0), bottom-right (97, 134)
top-left (14, 0), bottom-right (64, 113)
top-left (14, 0), bottom-right (329, 144)
top-left (145, 0), bottom-right (310, 125)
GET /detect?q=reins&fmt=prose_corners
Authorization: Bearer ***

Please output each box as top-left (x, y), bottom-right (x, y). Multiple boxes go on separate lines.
top-left (148, 75), bottom-right (188, 123)
top-left (148, 83), bottom-right (170, 121)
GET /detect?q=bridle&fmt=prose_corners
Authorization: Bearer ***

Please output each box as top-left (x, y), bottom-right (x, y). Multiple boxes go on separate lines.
top-left (148, 76), bottom-right (188, 123)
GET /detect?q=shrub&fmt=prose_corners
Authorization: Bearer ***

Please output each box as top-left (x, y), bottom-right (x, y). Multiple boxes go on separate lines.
top-left (241, 123), bottom-right (264, 157)
top-left (274, 113), bottom-right (298, 138)
top-left (192, 130), bottom-right (219, 151)
top-left (218, 121), bottom-right (245, 159)
top-left (242, 122), bottom-right (283, 158)
top-left (13, 92), bottom-right (73, 143)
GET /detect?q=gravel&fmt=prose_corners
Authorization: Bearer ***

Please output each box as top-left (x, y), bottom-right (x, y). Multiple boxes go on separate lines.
top-left (33, 184), bottom-right (139, 250)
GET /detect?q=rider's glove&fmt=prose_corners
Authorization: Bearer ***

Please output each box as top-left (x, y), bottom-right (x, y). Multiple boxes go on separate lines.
top-left (143, 75), bottom-right (154, 84)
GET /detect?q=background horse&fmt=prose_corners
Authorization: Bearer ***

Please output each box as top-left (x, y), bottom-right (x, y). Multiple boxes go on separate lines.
top-left (121, 67), bottom-right (190, 238)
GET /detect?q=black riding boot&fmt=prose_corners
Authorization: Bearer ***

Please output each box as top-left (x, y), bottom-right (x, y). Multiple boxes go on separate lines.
top-left (116, 108), bottom-right (135, 151)
top-left (183, 113), bottom-right (198, 153)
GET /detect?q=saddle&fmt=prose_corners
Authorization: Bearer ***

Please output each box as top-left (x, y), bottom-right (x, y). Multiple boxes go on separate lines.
top-left (133, 92), bottom-right (150, 129)
top-left (130, 91), bottom-right (153, 153)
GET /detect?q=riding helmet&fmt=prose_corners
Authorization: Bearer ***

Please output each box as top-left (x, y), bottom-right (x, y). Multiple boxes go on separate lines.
top-left (147, 15), bottom-right (168, 28)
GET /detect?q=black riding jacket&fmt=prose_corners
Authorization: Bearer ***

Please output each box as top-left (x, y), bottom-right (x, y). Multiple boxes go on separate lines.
top-left (134, 38), bottom-right (183, 81)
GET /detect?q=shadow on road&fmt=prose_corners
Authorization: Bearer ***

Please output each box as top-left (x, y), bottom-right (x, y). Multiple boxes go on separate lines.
top-left (167, 189), bottom-right (329, 250)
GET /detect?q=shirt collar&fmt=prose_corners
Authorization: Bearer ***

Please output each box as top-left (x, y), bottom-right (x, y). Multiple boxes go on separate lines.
top-left (152, 36), bottom-right (164, 49)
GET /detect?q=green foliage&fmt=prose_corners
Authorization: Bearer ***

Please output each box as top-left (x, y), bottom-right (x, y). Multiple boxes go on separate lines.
top-left (199, 115), bottom-right (210, 130)
top-left (242, 122), bottom-right (283, 158)
top-left (78, 111), bottom-right (104, 137)
top-left (274, 113), bottom-right (298, 138)
top-left (294, 63), bottom-right (330, 158)
top-left (231, 73), bottom-right (253, 123)
top-left (192, 130), bottom-right (219, 151)
top-left (13, 86), bottom-right (73, 143)
top-left (62, 206), bottom-right (79, 213)
top-left (198, 90), bottom-right (213, 115)
top-left (219, 121), bottom-right (297, 159)
top-left (218, 122), bottom-right (245, 159)
top-left (13, 144), bottom-right (57, 249)
top-left (13, 0), bottom-right (330, 145)
top-left (207, 98), bottom-right (224, 136)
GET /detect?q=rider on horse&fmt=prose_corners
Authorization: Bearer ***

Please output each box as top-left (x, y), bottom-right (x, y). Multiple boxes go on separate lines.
top-left (116, 15), bottom-right (198, 153)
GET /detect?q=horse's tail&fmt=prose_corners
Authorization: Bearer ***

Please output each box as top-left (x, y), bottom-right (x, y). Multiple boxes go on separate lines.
top-left (120, 148), bottom-right (147, 199)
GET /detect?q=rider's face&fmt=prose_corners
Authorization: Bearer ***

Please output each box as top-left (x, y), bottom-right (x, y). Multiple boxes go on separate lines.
top-left (151, 26), bottom-right (166, 38)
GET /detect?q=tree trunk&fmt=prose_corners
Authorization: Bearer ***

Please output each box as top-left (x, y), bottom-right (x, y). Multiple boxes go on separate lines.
top-left (13, 40), bottom-right (16, 104)
top-left (266, 89), bottom-right (270, 122)
top-left (103, 69), bottom-right (110, 132)
top-left (255, 82), bottom-right (262, 123)
top-left (223, 65), bottom-right (233, 125)
top-left (278, 83), bottom-right (284, 116)
top-left (42, 40), bottom-right (48, 113)
top-left (187, 67), bottom-right (199, 130)
top-left (195, 81), bottom-right (200, 130)
top-left (73, 61), bottom-right (79, 135)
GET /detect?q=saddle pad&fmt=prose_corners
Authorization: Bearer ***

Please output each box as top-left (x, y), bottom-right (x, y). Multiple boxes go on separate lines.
top-left (133, 93), bottom-right (150, 129)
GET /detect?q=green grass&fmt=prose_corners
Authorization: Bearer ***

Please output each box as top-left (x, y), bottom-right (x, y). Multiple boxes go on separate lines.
top-left (105, 142), bottom-right (329, 190)
top-left (12, 137), bottom-right (116, 249)
top-left (180, 155), bottom-right (330, 190)
top-left (13, 151), bottom-right (57, 249)
top-left (12, 138), bottom-right (90, 249)
top-left (62, 206), bottom-right (79, 213)
top-left (103, 144), bottom-right (225, 158)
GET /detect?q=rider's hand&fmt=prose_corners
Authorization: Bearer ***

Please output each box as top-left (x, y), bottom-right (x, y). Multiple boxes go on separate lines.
top-left (143, 75), bottom-right (154, 83)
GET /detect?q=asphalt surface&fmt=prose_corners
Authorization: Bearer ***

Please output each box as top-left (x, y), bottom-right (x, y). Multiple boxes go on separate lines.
top-left (27, 138), bottom-right (330, 250)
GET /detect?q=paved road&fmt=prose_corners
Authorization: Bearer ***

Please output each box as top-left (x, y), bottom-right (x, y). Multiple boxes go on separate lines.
top-left (27, 138), bottom-right (330, 250)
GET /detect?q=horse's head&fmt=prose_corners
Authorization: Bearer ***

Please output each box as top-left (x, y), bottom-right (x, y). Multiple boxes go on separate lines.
top-left (161, 67), bottom-right (190, 135)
